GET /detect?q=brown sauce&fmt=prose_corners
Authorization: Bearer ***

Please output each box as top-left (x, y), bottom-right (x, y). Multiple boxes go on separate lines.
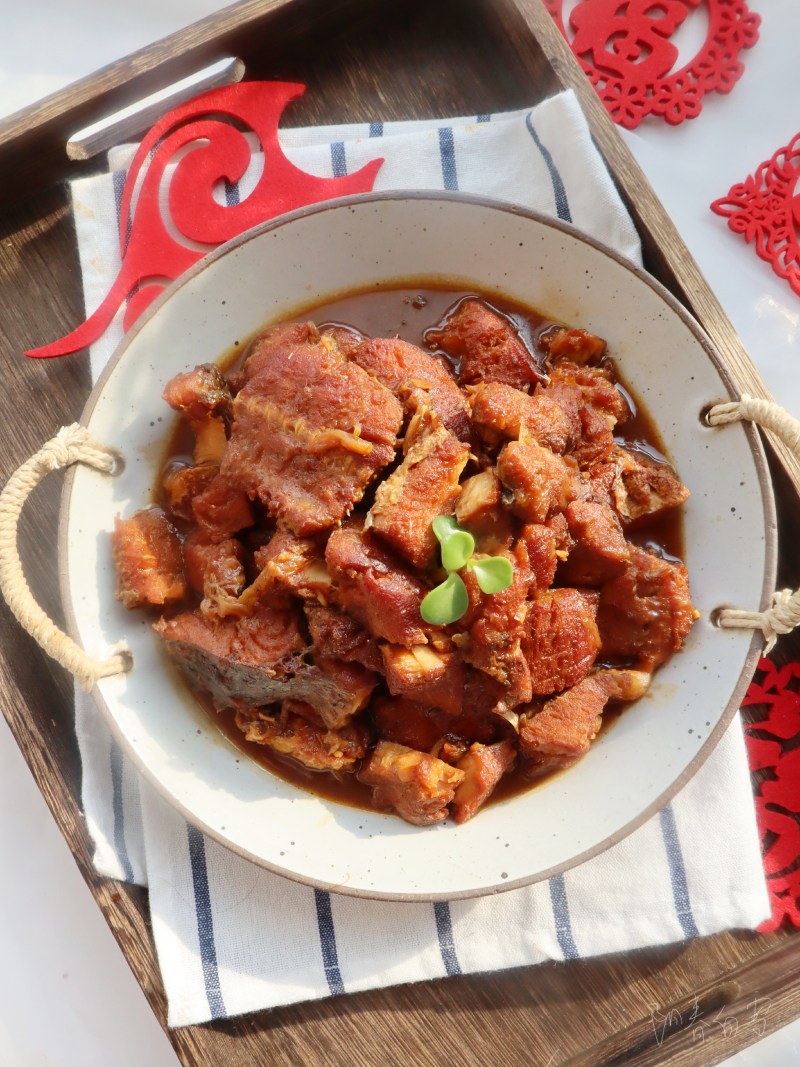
top-left (157, 284), bottom-right (687, 813)
top-left (206, 695), bottom-right (624, 811)
top-left (211, 703), bottom-right (380, 807)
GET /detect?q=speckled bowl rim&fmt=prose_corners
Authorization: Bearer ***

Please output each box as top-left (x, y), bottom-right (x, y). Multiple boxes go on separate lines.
top-left (59, 190), bottom-right (776, 901)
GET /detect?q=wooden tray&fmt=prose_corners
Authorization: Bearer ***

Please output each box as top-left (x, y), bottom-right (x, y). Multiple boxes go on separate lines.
top-left (1, 1), bottom-right (798, 1063)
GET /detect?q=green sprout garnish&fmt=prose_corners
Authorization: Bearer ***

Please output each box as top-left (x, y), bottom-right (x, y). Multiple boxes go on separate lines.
top-left (420, 516), bottom-right (514, 626)
top-left (420, 571), bottom-right (470, 625)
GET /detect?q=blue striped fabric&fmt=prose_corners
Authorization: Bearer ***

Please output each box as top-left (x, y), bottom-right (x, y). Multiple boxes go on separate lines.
top-left (314, 890), bottom-right (345, 995)
top-left (549, 874), bottom-right (579, 959)
top-left (433, 901), bottom-right (462, 976)
top-left (659, 806), bottom-right (700, 938)
top-left (111, 167), bottom-right (131, 250)
top-left (438, 127), bottom-right (459, 190)
top-left (524, 113), bottom-right (572, 223)
top-left (330, 141), bottom-right (348, 179)
top-left (223, 177), bottom-right (240, 207)
top-left (187, 825), bottom-right (226, 1019)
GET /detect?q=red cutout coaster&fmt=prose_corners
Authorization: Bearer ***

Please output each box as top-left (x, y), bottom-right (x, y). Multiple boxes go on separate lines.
top-left (742, 657), bottom-right (800, 931)
top-left (545, 0), bottom-right (760, 129)
top-left (711, 133), bottom-right (800, 299)
top-left (26, 82), bottom-right (383, 359)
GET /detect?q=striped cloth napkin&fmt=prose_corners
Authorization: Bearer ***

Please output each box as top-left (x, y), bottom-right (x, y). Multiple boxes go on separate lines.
top-left (71, 89), bottom-right (769, 1028)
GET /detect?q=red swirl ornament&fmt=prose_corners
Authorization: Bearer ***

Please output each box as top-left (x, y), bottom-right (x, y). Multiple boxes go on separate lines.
top-left (711, 133), bottom-right (800, 299)
top-left (545, 0), bottom-right (760, 129)
top-left (742, 657), bottom-right (800, 931)
top-left (25, 82), bottom-right (384, 359)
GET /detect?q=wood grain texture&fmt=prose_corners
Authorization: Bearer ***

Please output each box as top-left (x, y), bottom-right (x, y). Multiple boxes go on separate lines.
top-left (0, 0), bottom-right (374, 205)
top-left (0, 189), bottom-right (169, 1024)
top-left (0, 1), bottom-right (798, 1065)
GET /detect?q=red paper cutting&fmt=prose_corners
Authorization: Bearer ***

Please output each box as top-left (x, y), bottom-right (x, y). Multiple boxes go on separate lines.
top-left (544, 0), bottom-right (760, 129)
top-left (711, 133), bottom-right (800, 299)
top-left (26, 81), bottom-right (384, 359)
top-left (742, 657), bottom-right (800, 931)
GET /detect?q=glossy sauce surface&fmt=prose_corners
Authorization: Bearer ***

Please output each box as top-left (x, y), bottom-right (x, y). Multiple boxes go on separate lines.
top-left (161, 285), bottom-right (686, 812)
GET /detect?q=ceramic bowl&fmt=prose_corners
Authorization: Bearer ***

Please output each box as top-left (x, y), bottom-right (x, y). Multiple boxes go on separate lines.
top-left (60, 192), bottom-right (776, 901)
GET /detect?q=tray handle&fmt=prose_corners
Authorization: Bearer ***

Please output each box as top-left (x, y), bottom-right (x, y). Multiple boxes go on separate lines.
top-left (709, 395), bottom-right (800, 652)
top-left (0, 424), bottom-right (130, 690)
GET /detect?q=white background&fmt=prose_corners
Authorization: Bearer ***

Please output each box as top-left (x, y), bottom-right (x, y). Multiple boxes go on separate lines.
top-left (0, 1), bottom-right (799, 1064)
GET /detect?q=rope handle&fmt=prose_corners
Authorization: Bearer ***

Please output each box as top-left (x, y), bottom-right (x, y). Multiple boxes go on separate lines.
top-left (1, 403), bottom-right (795, 683)
top-left (709, 395), bottom-right (800, 652)
top-left (0, 424), bottom-right (131, 690)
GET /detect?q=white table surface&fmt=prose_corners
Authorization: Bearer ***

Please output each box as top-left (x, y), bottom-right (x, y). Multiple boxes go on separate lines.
top-left (1, 1), bottom-right (799, 1064)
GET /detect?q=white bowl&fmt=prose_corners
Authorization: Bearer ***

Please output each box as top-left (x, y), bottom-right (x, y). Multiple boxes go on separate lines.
top-left (60, 192), bottom-right (776, 901)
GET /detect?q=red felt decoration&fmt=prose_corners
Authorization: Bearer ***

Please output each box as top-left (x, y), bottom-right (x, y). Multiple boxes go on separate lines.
top-left (742, 657), bottom-right (800, 931)
top-left (25, 81), bottom-right (384, 359)
top-left (544, 0), bottom-right (760, 129)
top-left (710, 133), bottom-right (800, 299)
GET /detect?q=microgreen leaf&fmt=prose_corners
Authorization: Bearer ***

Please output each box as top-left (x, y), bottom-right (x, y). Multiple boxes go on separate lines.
top-left (432, 515), bottom-right (460, 542)
top-left (440, 531), bottom-right (474, 571)
top-left (426, 514), bottom-right (513, 622)
top-left (432, 514), bottom-right (475, 571)
top-left (420, 572), bottom-right (469, 625)
top-left (470, 556), bottom-right (514, 595)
